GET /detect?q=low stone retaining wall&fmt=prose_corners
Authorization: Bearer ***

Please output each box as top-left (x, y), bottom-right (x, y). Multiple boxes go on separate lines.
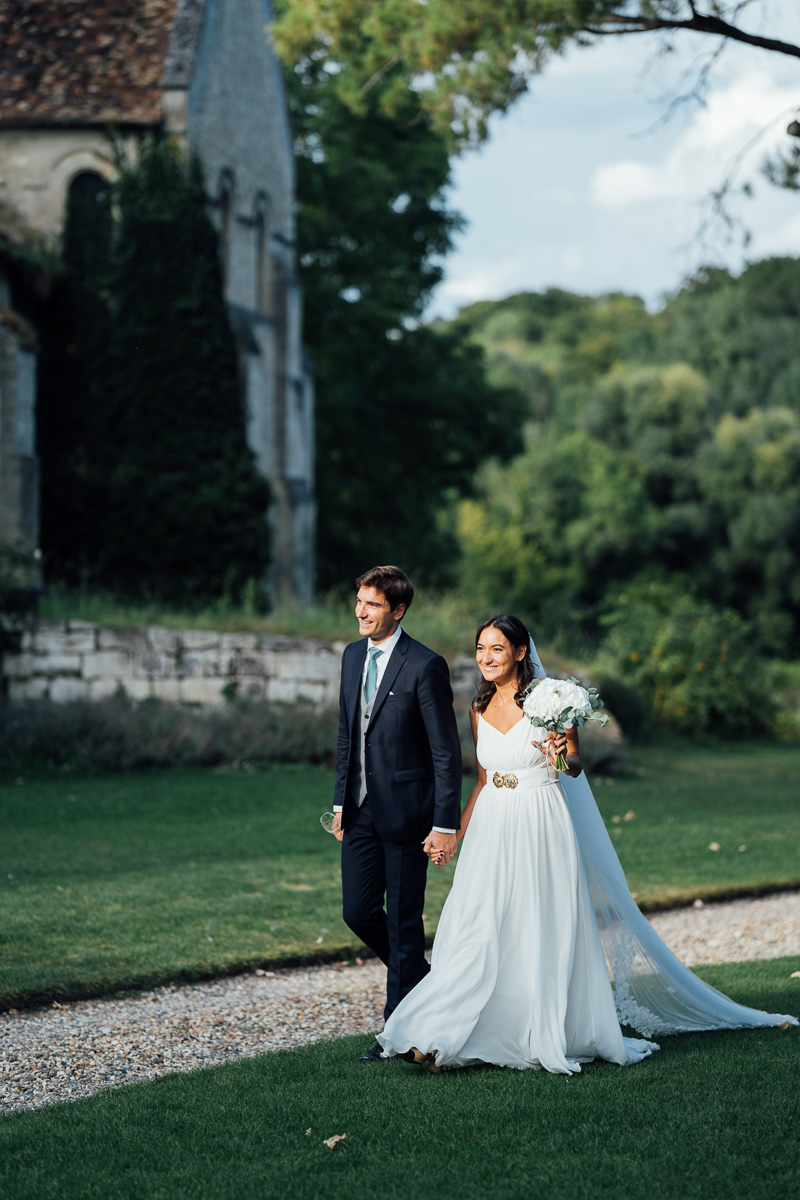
top-left (1, 619), bottom-right (345, 706)
top-left (0, 622), bottom-right (626, 769)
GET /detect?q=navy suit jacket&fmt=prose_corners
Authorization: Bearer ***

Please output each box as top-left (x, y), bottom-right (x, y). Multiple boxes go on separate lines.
top-left (334, 629), bottom-right (462, 843)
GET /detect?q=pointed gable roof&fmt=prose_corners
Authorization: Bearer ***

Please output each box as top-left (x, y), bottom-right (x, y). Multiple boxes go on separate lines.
top-left (0, 0), bottom-right (206, 126)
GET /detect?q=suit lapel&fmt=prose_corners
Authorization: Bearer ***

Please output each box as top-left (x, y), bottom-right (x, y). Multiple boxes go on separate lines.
top-left (346, 640), bottom-right (368, 732)
top-left (367, 629), bottom-right (408, 728)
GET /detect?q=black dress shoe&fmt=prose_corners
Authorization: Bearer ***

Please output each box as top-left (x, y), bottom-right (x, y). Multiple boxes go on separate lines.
top-left (356, 1043), bottom-right (386, 1062)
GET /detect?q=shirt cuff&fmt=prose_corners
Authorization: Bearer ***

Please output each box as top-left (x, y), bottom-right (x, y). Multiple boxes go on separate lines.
top-left (333, 805), bottom-right (343, 813)
top-left (432, 826), bottom-right (456, 835)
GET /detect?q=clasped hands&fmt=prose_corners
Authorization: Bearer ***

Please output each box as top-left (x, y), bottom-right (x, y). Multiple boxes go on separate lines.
top-left (327, 816), bottom-right (457, 867)
top-left (422, 831), bottom-right (458, 868)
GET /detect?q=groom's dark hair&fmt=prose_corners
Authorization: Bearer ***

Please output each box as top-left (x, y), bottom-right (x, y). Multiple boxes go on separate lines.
top-left (356, 565), bottom-right (414, 615)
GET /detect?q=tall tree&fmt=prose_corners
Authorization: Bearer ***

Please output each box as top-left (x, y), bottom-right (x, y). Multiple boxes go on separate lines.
top-left (37, 140), bottom-right (269, 605)
top-left (274, 3), bottom-right (800, 148)
top-left (697, 405), bottom-right (800, 650)
top-left (288, 60), bottom-right (525, 588)
top-left (102, 141), bottom-right (269, 604)
top-left (657, 259), bottom-right (800, 419)
top-left (458, 427), bottom-right (655, 639)
top-left (37, 171), bottom-right (115, 582)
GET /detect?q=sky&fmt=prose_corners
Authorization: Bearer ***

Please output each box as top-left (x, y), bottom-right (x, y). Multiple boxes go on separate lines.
top-left (426, 2), bottom-right (800, 318)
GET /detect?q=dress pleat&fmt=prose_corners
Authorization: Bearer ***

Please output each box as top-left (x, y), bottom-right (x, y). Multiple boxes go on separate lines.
top-left (378, 715), bottom-right (659, 1073)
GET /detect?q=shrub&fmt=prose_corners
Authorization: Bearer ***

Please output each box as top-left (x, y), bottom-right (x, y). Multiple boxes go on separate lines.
top-left (1, 689), bottom-right (631, 776)
top-left (599, 583), bottom-right (773, 736)
top-left (0, 693), bottom-right (338, 772)
top-left (592, 674), bottom-right (648, 742)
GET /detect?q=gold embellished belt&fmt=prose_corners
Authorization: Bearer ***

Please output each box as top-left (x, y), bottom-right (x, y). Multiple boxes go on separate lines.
top-left (492, 771), bottom-right (518, 789)
top-left (489, 766), bottom-right (558, 789)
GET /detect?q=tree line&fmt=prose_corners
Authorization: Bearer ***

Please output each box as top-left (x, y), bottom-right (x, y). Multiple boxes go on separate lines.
top-left (438, 265), bottom-right (800, 734)
top-left (447, 262), bottom-right (800, 656)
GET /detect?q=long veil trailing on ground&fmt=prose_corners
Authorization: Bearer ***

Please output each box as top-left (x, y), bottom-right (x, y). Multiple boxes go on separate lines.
top-left (528, 637), bottom-right (797, 1036)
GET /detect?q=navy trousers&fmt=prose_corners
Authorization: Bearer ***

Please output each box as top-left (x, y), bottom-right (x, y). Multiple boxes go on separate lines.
top-left (341, 795), bottom-right (430, 1020)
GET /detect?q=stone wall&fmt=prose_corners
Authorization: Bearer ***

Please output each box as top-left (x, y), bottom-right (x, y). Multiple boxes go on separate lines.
top-left (2, 620), bottom-right (344, 707)
top-left (0, 129), bottom-right (124, 238)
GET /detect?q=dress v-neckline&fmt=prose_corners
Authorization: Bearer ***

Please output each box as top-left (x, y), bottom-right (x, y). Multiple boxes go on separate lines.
top-left (479, 712), bottom-right (527, 737)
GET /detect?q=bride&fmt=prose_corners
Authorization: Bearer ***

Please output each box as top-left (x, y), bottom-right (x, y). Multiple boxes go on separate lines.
top-left (377, 614), bottom-right (797, 1074)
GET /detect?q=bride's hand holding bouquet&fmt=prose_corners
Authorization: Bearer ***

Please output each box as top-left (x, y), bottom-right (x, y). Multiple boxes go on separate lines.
top-left (522, 676), bottom-right (608, 775)
top-left (543, 730), bottom-right (571, 773)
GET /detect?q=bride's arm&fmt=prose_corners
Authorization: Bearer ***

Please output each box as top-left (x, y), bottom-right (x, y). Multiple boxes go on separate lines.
top-left (457, 710), bottom-right (487, 842)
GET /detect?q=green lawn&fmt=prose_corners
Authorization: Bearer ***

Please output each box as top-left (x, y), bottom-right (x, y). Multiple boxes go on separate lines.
top-left (587, 740), bottom-right (800, 908)
top-left (1, 958), bottom-right (797, 1200)
top-left (1, 742), bottom-right (799, 1010)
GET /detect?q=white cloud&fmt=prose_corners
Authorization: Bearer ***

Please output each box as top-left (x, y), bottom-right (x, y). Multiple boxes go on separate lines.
top-left (750, 210), bottom-right (800, 259)
top-left (591, 72), bottom-right (799, 209)
top-left (427, 14), bottom-right (800, 318)
top-left (434, 258), bottom-right (525, 309)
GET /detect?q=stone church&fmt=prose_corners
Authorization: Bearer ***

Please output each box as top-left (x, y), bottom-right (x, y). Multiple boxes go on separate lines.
top-left (0, 0), bottom-right (315, 602)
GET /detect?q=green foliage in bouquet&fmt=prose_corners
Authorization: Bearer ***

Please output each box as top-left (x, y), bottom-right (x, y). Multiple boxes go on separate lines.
top-left (599, 583), bottom-right (773, 736)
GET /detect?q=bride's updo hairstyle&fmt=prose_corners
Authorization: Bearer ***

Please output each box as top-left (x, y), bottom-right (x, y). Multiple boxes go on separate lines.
top-left (471, 614), bottom-right (539, 714)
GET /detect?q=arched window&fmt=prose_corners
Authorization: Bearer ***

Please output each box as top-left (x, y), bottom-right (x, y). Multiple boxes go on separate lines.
top-left (253, 193), bottom-right (271, 314)
top-left (65, 171), bottom-right (112, 270)
top-left (217, 170), bottom-right (235, 288)
top-left (68, 170), bottom-right (111, 213)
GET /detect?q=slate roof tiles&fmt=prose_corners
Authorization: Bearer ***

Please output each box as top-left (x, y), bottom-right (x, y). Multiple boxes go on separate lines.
top-left (0, 0), bottom-right (182, 125)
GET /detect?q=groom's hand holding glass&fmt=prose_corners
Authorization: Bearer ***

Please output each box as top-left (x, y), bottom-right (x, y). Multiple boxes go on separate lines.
top-left (330, 812), bottom-right (344, 843)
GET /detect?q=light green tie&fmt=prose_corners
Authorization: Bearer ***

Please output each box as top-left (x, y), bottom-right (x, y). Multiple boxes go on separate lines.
top-left (364, 646), bottom-right (383, 706)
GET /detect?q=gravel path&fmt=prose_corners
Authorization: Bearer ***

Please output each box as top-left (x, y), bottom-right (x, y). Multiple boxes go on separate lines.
top-left (2, 891), bottom-right (798, 1115)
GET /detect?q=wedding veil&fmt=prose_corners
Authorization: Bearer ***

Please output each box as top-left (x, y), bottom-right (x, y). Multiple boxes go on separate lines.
top-left (527, 637), bottom-right (796, 1036)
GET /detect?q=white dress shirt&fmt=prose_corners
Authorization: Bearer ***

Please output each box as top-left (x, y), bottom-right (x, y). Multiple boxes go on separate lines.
top-left (334, 624), bottom-right (456, 834)
top-left (361, 622), bottom-right (403, 698)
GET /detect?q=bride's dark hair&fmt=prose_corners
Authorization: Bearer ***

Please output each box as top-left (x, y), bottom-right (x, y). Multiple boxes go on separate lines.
top-left (471, 614), bottom-right (539, 714)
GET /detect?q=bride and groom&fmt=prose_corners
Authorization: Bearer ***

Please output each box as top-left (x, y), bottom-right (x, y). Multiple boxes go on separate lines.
top-left (331, 565), bottom-right (796, 1073)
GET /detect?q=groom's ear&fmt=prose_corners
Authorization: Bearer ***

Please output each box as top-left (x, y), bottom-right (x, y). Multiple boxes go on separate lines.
top-left (394, 603), bottom-right (407, 622)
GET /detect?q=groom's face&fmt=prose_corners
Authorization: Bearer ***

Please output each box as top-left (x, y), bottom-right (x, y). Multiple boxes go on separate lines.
top-left (355, 586), bottom-right (405, 643)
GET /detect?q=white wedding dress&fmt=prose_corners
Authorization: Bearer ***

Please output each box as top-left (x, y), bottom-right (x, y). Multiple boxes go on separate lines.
top-left (377, 713), bottom-right (796, 1073)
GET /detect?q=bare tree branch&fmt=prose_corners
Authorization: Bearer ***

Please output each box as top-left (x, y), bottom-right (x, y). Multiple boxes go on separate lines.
top-left (585, 9), bottom-right (800, 60)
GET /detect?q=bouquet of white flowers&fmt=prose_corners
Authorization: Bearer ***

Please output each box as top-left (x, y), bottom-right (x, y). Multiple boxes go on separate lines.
top-left (521, 676), bottom-right (609, 771)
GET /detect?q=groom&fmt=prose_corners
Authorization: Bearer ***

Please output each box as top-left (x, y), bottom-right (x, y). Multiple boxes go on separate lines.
top-left (331, 566), bottom-right (462, 1059)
